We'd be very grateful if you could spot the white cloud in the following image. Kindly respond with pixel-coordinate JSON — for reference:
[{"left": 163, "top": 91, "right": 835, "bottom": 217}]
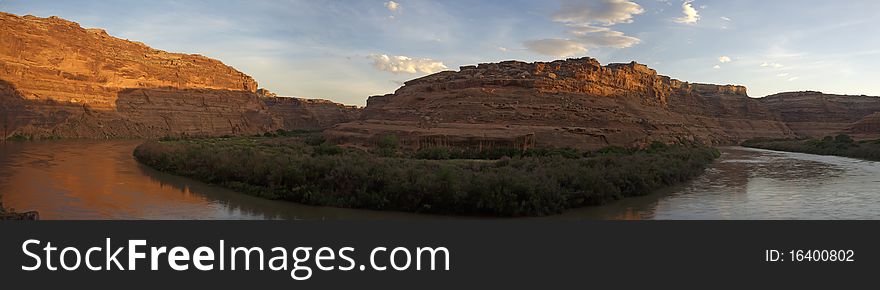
[
  {"left": 384, "top": 1, "right": 400, "bottom": 12},
  {"left": 523, "top": 39, "right": 589, "bottom": 57},
  {"left": 788, "top": 77, "right": 800, "bottom": 81},
  {"left": 777, "top": 73, "right": 790, "bottom": 77},
  {"left": 567, "top": 25, "right": 641, "bottom": 48},
  {"left": 713, "top": 65, "right": 721, "bottom": 69},
  {"left": 497, "top": 46, "right": 509, "bottom": 52},
  {"left": 552, "top": 0, "right": 645, "bottom": 26},
  {"left": 761, "top": 62, "right": 784, "bottom": 69},
  {"left": 368, "top": 54, "right": 448, "bottom": 74},
  {"left": 674, "top": 1, "right": 700, "bottom": 24},
  {"left": 718, "top": 56, "right": 731, "bottom": 63},
  {"left": 524, "top": 0, "right": 643, "bottom": 56},
  {"left": 721, "top": 16, "right": 731, "bottom": 21}
]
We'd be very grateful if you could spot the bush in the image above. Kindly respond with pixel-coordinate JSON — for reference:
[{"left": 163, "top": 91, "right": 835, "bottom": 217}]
[
  {"left": 835, "top": 134, "right": 854, "bottom": 145},
  {"left": 312, "top": 143, "right": 344, "bottom": 156},
  {"left": 134, "top": 137, "right": 720, "bottom": 217},
  {"left": 743, "top": 135, "right": 880, "bottom": 162},
  {"left": 378, "top": 135, "right": 399, "bottom": 150},
  {"left": 415, "top": 147, "right": 452, "bottom": 160}
]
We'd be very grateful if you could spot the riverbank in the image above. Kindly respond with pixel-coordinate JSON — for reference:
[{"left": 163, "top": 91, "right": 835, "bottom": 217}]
[
  {"left": 133, "top": 136, "right": 720, "bottom": 217},
  {"left": 742, "top": 135, "right": 880, "bottom": 161}
]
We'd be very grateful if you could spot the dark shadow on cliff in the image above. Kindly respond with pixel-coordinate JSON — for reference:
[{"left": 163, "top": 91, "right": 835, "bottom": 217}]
[
  {"left": 115, "top": 86, "right": 278, "bottom": 138},
  {"left": 0, "top": 79, "right": 35, "bottom": 140},
  {"left": 0, "top": 80, "right": 278, "bottom": 139}
]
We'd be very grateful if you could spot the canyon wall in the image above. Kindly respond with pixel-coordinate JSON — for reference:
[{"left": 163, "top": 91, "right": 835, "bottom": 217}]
[
  {"left": 258, "top": 89, "right": 361, "bottom": 132},
  {"left": 327, "top": 58, "right": 798, "bottom": 150},
  {"left": 758, "top": 91, "right": 880, "bottom": 139},
  {"left": 4, "top": 13, "right": 878, "bottom": 145},
  {"left": 0, "top": 12, "right": 279, "bottom": 139}
]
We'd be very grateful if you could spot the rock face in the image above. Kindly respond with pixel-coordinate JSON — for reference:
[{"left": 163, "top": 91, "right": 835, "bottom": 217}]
[
  {"left": 758, "top": 91, "right": 880, "bottom": 139},
  {"left": 258, "top": 89, "right": 361, "bottom": 132},
  {"left": 0, "top": 12, "right": 279, "bottom": 139},
  {"left": 848, "top": 113, "right": 880, "bottom": 138},
  {"left": 327, "top": 58, "right": 798, "bottom": 149}
]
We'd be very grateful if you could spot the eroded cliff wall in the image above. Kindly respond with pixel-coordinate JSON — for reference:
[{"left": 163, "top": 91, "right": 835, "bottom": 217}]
[
  {"left": 759, "top": 91, "right": 880, "bottom": 139},
  {"left": 327, "top": 58, "right": 797, "bottom": 149},
  {"left": 262, "top": 95, "right": 361, "bottom": 132},
  {"left": 0, "top": 12, "right": 279, "bottom": 139}
]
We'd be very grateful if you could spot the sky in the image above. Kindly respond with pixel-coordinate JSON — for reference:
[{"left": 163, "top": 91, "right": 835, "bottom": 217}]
[{"left": 3, "top": 0, "right": 880, "bottom": 106}]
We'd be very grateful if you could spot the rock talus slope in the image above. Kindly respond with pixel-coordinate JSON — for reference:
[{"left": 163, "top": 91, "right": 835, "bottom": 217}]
[{"left": 0, "top": 12, "right": 279, "bottom": 139}]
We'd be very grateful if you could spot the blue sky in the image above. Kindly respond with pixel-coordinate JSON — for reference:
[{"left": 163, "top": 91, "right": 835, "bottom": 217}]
[{"left": 3, "top": 0, "right": 880, "bottom": 105}]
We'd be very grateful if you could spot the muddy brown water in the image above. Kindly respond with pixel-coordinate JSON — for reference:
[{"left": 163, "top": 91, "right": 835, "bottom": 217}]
[{"left": 1, "top": 141, "right": 879, "bottom": 220}]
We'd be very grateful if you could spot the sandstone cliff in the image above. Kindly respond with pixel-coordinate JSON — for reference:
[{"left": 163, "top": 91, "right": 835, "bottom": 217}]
[
  {"left": 257, "top": 89, "right": 361, "bottom": 132},
  {"left": 327, "top": 58, "right": 797, "bottom": 149},
  {"left": 759, "top": 91, "right": 880, "bottom": 139},
  {"left": 0, "top": 12, "right": 279, "bottom": 139}
]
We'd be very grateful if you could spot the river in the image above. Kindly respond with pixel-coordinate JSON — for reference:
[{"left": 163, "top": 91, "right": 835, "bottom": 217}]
[{"left": 2, "top": 141, "right": 879, "bottom": 220}]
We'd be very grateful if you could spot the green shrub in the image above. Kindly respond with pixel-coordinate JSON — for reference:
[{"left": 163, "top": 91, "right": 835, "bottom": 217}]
[
  {"left": 312, "top": 143, "right": 344, "bottom": 156},
  {"left": 834, "top": 134, "right": 854, "bottom": 145},
  {"left": 134, "top": 137, "right": 719, "bottom": 217},
  {"left": 743, "top": 135, "right": 880, "bottom": 162},
  {"left": 378, "top": 135, "right": 399, "bottom": 150},
  {"left": 415, "top": 147, "right": 452, "bottom": 160}
]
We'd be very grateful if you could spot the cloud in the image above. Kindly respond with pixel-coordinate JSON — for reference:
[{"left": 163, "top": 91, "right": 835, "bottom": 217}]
[
  {"left": 384, "top": 1, "right": 400, "bottom": 12},
  {"left": 523, "top": 39, "right": 589, "bottom": 57},
  {"left": 497, "top": 46, "right": 509, "bottom": 52},
  {"left": 713, "top": 65, "right": 721, "bottom": 69},
  {"left": 718, "top": 56, "right": 731, "bottom": 63},
  {"left": 567, "top": 25, "right": 641, "bottom": 48},
  {"left": 761, "top": 62, "right": 784, "bottom": 69},
  {"left": 552, "top": 0, "right": 645, "bottom": 26},
  {"left": 777, "top": 73, "right": 790, "bottom": 77},
  {"left": 674, "top": 1, "right": 700, "bottom": 24},
  {"left": 788, "top": 77, "right": 800, "bottom": 81},
  {"left": 368, "top": 54, "right": 448, "bottom": 74},
  {"left": 524, "top": 0, "right": 643, "bottom": 56},
  {"left": 721, "top": 16, "right": 731, "bottom": 21}
]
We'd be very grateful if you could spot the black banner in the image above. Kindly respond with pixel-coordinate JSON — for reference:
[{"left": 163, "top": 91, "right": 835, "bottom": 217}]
[{"left": 0, "top": 221, "right": 875, "bottom": 289}]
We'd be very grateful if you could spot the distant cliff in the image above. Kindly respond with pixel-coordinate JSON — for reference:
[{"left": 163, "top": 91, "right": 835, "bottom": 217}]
[
  {"left": 328, "top": 57, "right": 797, "bottom": 149},
  {"left": 258, "top": 89, "right": 361, "bottom": 131},
  {"left": 758, "top": 91, "right": 880, "bottom": 139},
  {"left": 0, "top": 12, "right": 279, "bottom": 139}
]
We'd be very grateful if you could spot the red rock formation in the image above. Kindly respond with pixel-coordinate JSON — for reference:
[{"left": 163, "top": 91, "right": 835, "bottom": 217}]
[
  {"left": 758, "top": 91, "right": 880, "bottom": 138},
  {"left": 848, "top": 112, "right": 880, "bottom": 138},
  {"left": 0, "top": 12, "right": 279, "bottom": 139},
  {"left": 259, "top": 89, "right": 361, "bottom": 131},
  {"left": 327, "top": 58, "right": 797, "bottom": 149}
]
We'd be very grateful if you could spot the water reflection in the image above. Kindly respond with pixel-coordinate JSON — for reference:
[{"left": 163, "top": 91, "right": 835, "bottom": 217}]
[
  {"left": 0, "top": 140, "right": 443, "bottom": 220},
  {"left": 3, "top": 142, "right": 879, "bottom": 220},
  {"left": 560, "top": 147, "right": 880, "bottom": 220}
]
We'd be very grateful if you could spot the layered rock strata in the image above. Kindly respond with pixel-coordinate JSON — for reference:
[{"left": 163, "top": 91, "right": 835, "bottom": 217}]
[
  {"left": 327, "top": 58, "right": 799, "bottom": 149},
  {"left": 259, "top": 89, "right": 361, "bottom": 132},
  {"left": 0, "top": 12, "right": 279, "bottom": 139}
]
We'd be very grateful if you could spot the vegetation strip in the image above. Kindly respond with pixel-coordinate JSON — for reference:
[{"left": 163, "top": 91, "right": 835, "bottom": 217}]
[
  {"left": 134, "top": 135, "right": 720, "bottom": 216},
  {"left": 742, "top": 134, "right": 880, "bottom": 162}
]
